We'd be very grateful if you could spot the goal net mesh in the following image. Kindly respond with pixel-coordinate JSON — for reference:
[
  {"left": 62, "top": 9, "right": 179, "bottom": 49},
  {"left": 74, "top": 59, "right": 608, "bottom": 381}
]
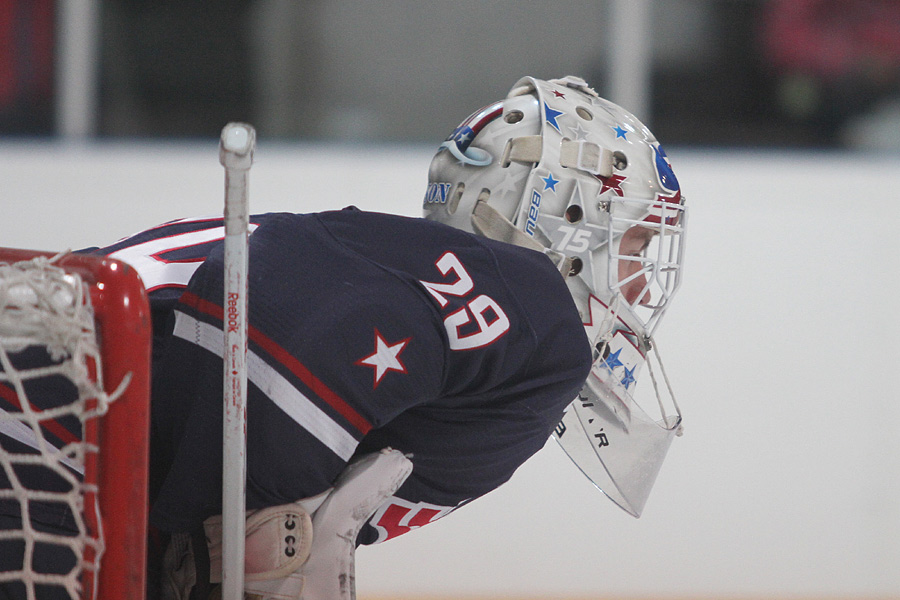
[{"left": 0, "top": 254, "right": 132, "bottom": 600}]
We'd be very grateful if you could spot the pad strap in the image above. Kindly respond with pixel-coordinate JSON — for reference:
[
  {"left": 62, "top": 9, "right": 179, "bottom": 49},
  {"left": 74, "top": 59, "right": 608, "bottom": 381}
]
[{"left": 204, "top": 502, "right": 313, "bottom": 584}]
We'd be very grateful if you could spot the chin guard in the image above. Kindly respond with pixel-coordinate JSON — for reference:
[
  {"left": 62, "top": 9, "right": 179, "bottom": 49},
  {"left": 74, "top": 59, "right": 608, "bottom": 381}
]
[
  {"left": 554, "top": 387, "right": 680, "bottom": 518},
  {"left": 553, "top": 310, "right": 682, "bottom": 518}
]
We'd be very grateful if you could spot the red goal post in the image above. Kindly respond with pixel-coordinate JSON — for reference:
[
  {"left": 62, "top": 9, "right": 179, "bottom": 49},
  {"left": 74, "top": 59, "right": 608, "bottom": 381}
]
[{"left": 0, "top": 249, "right": 151, "bottom": 600}]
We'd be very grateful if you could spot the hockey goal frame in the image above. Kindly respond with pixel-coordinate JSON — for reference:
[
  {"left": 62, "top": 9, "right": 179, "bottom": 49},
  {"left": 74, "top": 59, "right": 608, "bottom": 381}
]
[{"left": 0, "top": 248, "right": 151, "bottom": 600}]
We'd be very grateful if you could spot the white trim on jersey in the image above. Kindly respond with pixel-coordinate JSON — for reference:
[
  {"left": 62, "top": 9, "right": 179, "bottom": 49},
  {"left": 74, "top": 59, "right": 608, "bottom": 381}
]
[
  {"left": 172, "top": 311, "right": 360, "bottom": 461},
  {"left": 108, "top": 223, "right": 259, "bottom": 291},
  {"left": 0, "top": 411, "right": 84, "bottom": 475}
]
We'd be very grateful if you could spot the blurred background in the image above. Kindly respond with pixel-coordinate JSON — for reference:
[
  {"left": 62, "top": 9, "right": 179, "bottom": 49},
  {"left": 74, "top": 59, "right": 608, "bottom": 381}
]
[
  {"left": 2, "top": 1, "right": 900, "bottom": 599},
  {"left": 4, "top": 0, "right": 900, "bottom": 149}
]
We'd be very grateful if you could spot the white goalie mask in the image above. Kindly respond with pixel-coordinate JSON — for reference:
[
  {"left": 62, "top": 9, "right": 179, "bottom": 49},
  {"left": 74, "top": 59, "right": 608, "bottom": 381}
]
[{"left": 424, "top": 76, "right": 686, "bottom": 517}]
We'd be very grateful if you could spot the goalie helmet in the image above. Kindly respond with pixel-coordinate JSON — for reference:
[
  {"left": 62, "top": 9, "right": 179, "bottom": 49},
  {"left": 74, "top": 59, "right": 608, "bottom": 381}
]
[{"left": 424, "top": 76, "right": 686, "bottom": 517}]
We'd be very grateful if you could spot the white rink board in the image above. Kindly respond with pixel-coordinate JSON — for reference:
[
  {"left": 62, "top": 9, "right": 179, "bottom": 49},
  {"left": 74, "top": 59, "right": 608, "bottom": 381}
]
[{"left": 2, "top": 141, "right": 899, "bottom": 598}]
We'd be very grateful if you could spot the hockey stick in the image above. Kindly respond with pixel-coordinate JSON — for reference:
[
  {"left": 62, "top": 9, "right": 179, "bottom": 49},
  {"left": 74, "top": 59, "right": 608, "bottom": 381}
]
[{"left": 219, "top": 122, "right": 256, "bottom": 600}]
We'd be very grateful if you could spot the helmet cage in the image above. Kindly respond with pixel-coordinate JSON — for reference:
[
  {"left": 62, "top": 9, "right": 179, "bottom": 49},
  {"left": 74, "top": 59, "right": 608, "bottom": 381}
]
[{"left": 606, "top": 194, "right": 687, "bottom": 337}]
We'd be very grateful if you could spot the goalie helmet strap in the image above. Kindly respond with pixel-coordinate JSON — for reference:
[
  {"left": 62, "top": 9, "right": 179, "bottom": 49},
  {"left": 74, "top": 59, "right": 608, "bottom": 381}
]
[
  {"left": 500, "top": 135, "right": 542, "bottom": 167},
  {"left": 559, "top": 139, "right": 614, "bottom": 177},
  {"left": 471, "top": 197, "right": 573, "bottom": 277}
]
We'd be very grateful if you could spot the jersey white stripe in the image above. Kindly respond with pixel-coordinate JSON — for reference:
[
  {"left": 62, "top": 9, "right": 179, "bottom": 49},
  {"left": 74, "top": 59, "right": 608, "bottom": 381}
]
[
  {"left": 109, "top": 223, "right": 259, "bottom": 290},
  {"left": 172, "top": 311, "right": 359, "bottom": 461},
  {"left": 0, "top": 411, "right": 84, "bottom": 475},
  {"left": 110, "top": 227, "right": 227, "bottom": 290}
]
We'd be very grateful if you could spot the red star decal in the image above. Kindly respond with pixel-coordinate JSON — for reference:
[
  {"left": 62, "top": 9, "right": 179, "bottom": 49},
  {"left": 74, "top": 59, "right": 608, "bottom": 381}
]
[
  {"left": 598, "top": 173, "right": 626, "bottom": 196},
  {"left": 552, "top": 90, "right": 566, "bottom": 98},
  {"left": 355, "top": 329, "right": 411, "bottom": 389}
]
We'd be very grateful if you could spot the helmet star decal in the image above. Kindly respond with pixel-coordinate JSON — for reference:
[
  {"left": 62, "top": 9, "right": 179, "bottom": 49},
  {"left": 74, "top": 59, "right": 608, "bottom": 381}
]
[
  {"left": 620, "top": 365, "right": 636, "bottom": 389},
  {"left": 356, "top": 329, "right": 411, "bottom": 389},
  {"left": 541, "top": 173, "right": 560, "bottom": 191},
  {"left": 568, "top": 121, "right": 591, "bottom": 141},
  {"left": 603, "top": 348, "right": 624, "bottom": 370},
  {"left": 598, "top": 173, "right": 626, "bottom": 196},
  {"left": 544, "top": 102, "right": 564, "bottom": 131}
]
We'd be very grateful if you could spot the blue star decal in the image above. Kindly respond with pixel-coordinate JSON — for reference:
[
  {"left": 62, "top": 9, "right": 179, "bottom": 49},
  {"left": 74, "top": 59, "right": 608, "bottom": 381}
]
[
  {"left": 621, "top": 365, "right": 636, "bottom": 389},
  {"left": 613, "top": 125, "right": 628, "bottom": 139},
  {"left": 542, "top": 173, "right": 560, "bottom": 191},
  {"left": 544, "top": 103, "right": 564, "bottom": 131},
  {"left": 603, "top": 348, "right": 624, "bottom": 370}
]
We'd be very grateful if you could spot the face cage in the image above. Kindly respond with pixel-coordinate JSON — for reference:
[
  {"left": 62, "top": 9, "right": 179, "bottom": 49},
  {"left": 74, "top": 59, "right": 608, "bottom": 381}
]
[{"left": 606, "top": 195, "right": 687, "bottom": 338}]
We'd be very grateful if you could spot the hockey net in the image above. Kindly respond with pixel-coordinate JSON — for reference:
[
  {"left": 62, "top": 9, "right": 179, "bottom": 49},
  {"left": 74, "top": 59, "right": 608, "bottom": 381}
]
[{"left": 0, "top": 249, "right": 151, "bottom": 600}]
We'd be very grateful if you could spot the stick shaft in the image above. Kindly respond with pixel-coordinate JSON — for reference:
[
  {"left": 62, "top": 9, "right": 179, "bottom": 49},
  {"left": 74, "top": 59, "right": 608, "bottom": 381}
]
[{"left": 219, "top": 122, "right": 255, "bottom": 600}]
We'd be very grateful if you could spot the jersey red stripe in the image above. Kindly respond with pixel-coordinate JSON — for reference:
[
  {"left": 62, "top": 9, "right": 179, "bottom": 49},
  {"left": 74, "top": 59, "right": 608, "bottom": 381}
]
[
  {"left": 179, "top": 291, "right": 372, "bottom": 435},
  {"left": 0, "top": 383, "right": 80, "bottom": 447}
]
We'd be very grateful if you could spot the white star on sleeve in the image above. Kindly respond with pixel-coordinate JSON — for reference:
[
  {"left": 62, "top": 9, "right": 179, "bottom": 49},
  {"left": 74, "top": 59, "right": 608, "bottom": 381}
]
[{"left": 356, "top": 329, "right": 410, "bottom": 388}]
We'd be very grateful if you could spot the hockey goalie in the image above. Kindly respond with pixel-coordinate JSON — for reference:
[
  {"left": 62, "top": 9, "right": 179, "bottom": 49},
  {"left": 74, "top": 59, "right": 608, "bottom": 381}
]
[{"left": 28, "top": 75, "right": 686, "bottom": 600}]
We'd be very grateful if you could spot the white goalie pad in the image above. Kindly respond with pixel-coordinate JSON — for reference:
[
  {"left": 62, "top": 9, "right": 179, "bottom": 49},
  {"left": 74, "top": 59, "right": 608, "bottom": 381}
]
[{"left": 297, "top": 448, "right": 413, "bottom": 600}]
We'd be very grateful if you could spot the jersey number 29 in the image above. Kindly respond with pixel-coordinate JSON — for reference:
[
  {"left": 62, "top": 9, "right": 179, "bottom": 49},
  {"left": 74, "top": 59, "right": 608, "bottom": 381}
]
[{"left": 419, "top": 252, "right": 510, "bottom": 351}]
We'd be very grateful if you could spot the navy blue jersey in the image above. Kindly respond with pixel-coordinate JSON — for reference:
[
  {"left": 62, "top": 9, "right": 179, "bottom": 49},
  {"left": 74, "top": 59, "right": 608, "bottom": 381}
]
[
  {"left": 96, "top": 208, "right": 591, "bottom": 544},
  {"left": 0, "top": 347, "right": 84, "bottom": 527}
]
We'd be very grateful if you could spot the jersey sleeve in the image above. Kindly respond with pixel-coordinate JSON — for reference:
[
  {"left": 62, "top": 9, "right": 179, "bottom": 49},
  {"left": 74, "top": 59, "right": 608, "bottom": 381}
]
[
  {"left": 86, "top": 216, "right": 265, "bottom": 352},
  {"left": 147, "top": 213, "right": 449, "bottom": 532}
]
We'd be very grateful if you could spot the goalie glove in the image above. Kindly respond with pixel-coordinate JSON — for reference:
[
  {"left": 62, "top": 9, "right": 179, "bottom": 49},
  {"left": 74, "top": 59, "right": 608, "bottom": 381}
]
[
  {"left": 247, "top": 448, "right": 414, "bottom": 600},
  {"left": 204, "top": 498, "right": 317, "bottom": 585},
  {"left": 294, "top": 447, "right": 413, "bottom": 600},
  {"left": 162, "top": 496, "right": 324, "bottom": 600},
  {"left": 164, "top": 448, "right": 414, "bottom": 600}
]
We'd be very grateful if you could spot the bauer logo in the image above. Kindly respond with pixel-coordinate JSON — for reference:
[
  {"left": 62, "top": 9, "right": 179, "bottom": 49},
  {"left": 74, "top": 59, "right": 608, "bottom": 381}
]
[
  {"left": 525, "top": 189, "right": 542, "bottom": 236},
  {"left": 424, "top": 182, "right": 451, "bottom": 205},
  {"left": 554, "top": 420, "right": 566, "bottom": 438}
]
